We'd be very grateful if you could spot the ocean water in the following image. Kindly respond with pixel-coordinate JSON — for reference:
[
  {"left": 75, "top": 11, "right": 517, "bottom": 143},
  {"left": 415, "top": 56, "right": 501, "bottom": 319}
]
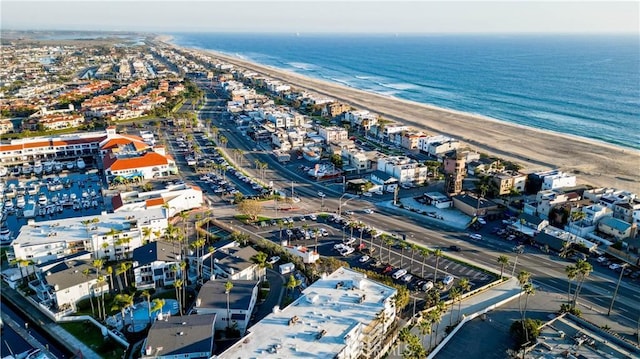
[{"left": 171, "top": 33, "right": 640, "bottom": 150}]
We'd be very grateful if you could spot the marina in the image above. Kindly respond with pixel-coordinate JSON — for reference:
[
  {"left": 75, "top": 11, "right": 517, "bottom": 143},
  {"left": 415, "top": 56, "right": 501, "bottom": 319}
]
[{"left": 0, "top": 171, "right": 105, "bottom": 245}]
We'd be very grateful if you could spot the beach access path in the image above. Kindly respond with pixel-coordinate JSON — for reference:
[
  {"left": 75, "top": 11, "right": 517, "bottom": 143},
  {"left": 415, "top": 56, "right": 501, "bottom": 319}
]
[{"left": 168, "top": 40, "right": 639, "bottom": 193}]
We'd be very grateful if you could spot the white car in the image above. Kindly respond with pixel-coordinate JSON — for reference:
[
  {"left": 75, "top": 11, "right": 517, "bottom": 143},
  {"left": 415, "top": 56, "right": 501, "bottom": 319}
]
[
  {"left": 343, "top": 237, "right": 357, "bottom": 245},
  {"left": 477, "top": 217, "right": 487, "bottom": 225},
  {"left": 442, "top": 275, "right": 454, "bottom": 286},
  {"left": 308, "top": 214, "right": 317, "bottom": 221},
  {"left": 267, "top": 256, "right": 280, "bottom": 265},
  {"left": 363, "top": 209, "right": 374, "bottom": 214},
  {"left": 469, "top": 233, "right": 483, "bottom": 241},
  {"left": 341, "top": 247, "right": 355, "bottom": 256},
  {"left": 334, "top": 243, "right": 348, "bottom": 251},
  {"left": 401, "top": 274, "right": 413, "bottom": 283},
  {"left": 318, "top": 191, "right": 325, "bottom": 197},
  {"left": 359, "top": 255, "right": 370, "bottom": 263},
  {"left": 609, "top": 263, "right": 621, "bottom": 271},
  {"left": 320, "top": 228, "right": 329, "bottom": 237},
  {"left": 392, "top": 269, "right": 408, "bottom": 280},
  {"left": 362, "top": 192, "right": 373, "bottom": 197}
]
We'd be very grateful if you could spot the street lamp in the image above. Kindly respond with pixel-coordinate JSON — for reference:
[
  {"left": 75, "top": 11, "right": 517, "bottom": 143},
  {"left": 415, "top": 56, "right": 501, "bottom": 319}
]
[
  {"left": 338, "top": 193, "right": 359, "bottom": 217},
  {"left": 511, "top": 246, "right": 524, "bottom": 276},
  {"left": 608, "top": 263, "right": 628, "bottom": 316}
]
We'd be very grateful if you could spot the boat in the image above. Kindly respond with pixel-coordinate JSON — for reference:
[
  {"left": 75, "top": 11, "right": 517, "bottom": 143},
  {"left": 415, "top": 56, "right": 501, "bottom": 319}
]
[
  {"left": 63, "top": 179, "right": 72, "bottom": 189},
  {"left": 10, "top": 167, "right": 21, "bottom": 177},
  {"left": 76, "top": 158, "right": 86, "bottom": 170},
  {"left": 66, "top": 161, "right": 74, "bottom": 171},
  {"left": 51, "top": 195, "right": 59, "bottom": 203},
  {"left": 4, "top": 199, "right": 14, "bottom": 211},
  {"left": 38, "top": 207, "right": 46, "bottom": 216},
  {"left": 26, "top": 184, "right": 38, "bottom": 195},
  {"left": 16, "top": 195, "right": 26, "bottom": 209},
  {"left": 0, "top": 166, "right": 7, "bottom": 177},
  {"left": 22, "top": 163, "right": 32, "bottom": 176},
  {"left": 33, "top": 161, "right": 43, "bottom": 175},
  {"left": 90, "top": 189, "right": 97, "bottom": 197},
  {"left": 43, "top": 161, "right": 54, "bottom": 174},
  {"left": 91, "top": 199, "right": 98, "bottom": 208},
  {"left": 56, "top": 205, "right": 63, "bottom": 213},
  {"left": 70, "top": 193, "right": 77, "bottom": 201},
  {"left": 37, "top": 194, "right": 48, "bottom": 206},
  {"left": 0, "top": 224, "right": 12, "bottom": 244},
  {"left": 23, "top": 200, "right": 36, "bottom": 218},
  {"left": 54, "top": 162, "right": 63, "bottom": 173},
  {"left": 81, "top": 190, "right": 89, "bottom": 199}
]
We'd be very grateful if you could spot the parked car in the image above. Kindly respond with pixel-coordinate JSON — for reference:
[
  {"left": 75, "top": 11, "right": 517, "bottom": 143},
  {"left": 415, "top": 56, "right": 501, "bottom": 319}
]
[
  {"left": 421, "top": 281, "right": 434, "bottom": 291},
  {"left": 401, "top": 274, "right": 413, "bottom": 283},
  {"left": 477, "top": 217, "right": 487, "bottom": 225},
  {"left": 320, "top": 228, "right": 329, "bottom": 237},
  {"left": 359, "top": 255, "right": 370, "bottom": 263},
  {"left": 442, "top": 275, "right": 454, "bottom": 286},
  {"left": 392, "top": 269, "right": 408, "bottom": 280},
  {"left": 268, "top": 256, "right": 280, "bottom": 265},
  {"left": 308, "top": 214, "right": 317, "bottom": 221},
  {"left": 341, "top": 247, "right": 355, "bottom": 256},
  {"left": 343, "top": 237, "right": 357, "bottom": 245},
  {"left": 609, "top": 263, "right": 621, "bottom": 271},
  {"left": 362, "top": 192, "right": 373, "bottom": 197},
  {"left": 382, "top": 265, "right": 395, "bottom": 274}
]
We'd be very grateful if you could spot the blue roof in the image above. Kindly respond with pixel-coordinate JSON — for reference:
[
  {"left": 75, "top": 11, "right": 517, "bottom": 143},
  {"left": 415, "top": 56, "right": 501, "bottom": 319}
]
[{"left": 599, "top": 216, "right": 632, "bottom": 232}]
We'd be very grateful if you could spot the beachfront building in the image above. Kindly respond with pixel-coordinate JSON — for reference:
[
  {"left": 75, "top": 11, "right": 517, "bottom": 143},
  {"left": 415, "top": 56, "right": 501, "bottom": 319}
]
[
  {"left": 542, "top": 171, "right": 577, "bottom": 190},
  {"left": 598, "top": 216, "right": 634, "bottom": 241},
  {"left": 416, "top": 135, "right": 460, "bottom": 158},
  {"left": 489, "top": 170, "right": 528, "bottom": 195},
  {"left": 377, "top": 155, "right": 428, "bottom": 185},
  {"left": 111, "top": 183, "right": 203, "bottom": 218},
  {"left": 132, "top": 240, "right": 183, "bottom": 290},
  {"left": 399, "top": 131, "right": 427, "bottom": 150},
  {"left": 194, "top": 280, "right": 259, "bottom": 335},
  {"left": 141, "top": 314, "right": 216, "bottom": 359},
  {"left": 326, "top": 102, "right": 351, "bottom": 119},
  {"left": 444, "top": 151, "right": 466, "bottom": 196},
  {"left": 344, "top": 110, "right": 378, "bottom": 131},
  {"left": 319, "top": 126, "right": 349, "bottom": 143},
  {"left": 8, "top": 208, "right": 168, "bottom": 264},
  {"left": 216, "top": 267, "right": 398, "bottom": 359}
]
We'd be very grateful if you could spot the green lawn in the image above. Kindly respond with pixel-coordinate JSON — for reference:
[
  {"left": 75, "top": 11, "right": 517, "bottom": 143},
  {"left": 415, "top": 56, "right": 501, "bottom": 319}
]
[{"left": 60, "top": 321, "right": 125, "bottom": 359}]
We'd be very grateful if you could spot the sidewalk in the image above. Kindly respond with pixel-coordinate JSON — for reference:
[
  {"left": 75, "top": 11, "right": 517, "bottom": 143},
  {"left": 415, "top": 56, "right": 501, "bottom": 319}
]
[
  {"left": 1, "top": 282, "right": 102, "bottom": 359},
  {"left": 388, "top": 277, "right": 522, "bottom": 358}
]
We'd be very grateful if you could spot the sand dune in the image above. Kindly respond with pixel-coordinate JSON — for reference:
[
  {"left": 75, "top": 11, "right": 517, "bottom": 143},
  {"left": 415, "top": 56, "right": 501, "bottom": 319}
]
[{"left": 170, "top": 41, "right": 639, "bottom": 193}]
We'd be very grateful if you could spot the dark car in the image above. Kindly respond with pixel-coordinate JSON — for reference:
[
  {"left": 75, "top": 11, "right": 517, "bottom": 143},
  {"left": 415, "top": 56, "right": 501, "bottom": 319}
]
[{"left": 449, "top": 245, "right": 462, "bottom": 252}]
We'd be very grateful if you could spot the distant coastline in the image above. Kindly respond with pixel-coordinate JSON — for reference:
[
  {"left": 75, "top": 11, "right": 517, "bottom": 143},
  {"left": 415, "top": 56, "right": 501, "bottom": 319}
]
[{"left": 160, "top": 36, "right": 640, "bottom": 192}]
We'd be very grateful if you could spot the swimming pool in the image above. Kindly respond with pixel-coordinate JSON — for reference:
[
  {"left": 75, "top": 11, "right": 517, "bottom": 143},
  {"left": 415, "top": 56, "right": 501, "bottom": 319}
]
[{"left": 127, "top": 299, "right": 179, "bottom": 332}]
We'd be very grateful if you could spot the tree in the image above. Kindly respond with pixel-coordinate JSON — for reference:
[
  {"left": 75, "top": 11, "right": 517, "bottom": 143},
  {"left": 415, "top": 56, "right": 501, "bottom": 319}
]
[
  {"left": 408, "top": 243, "right": 418, "bottom": 272},
  {"left": 456, "top": 277, "right": 471, "bottom": 322},
  {"left": 385, "top": 237, "right": 395, "bottom": 263},
  {"left": 497, "top": 255, "right": 510, "bottom": 279},
  {"left": 399, "top": 242, "right": 408, "bottom": 268},
  {"left": 117, "top": 261, "right": 131, "bottom": 288},
  {"left": 150, "top": 298, "right": 165, "bottom": 321},
  {"left": 141, "top": 290, "right": 152, "bottom": 322},
  {"left": 565, "top": 264, "right": 578, "bottom": 304},
  {"left": 251, "top": 251, "right": 270, "bottom": 281},
  {"left": 225, "top": 281, "right": 233, "bottom": 328},
  {"left": 237, "top": 199, "right": 263, "bottom": 221},
  {"left": 286, "top": 274, "right": 301, "bottom": 299},
  {"left": 510, "top": 318, "right": 543, "bottom": 348},
  {"left": 219, "top": 135, "right": 228, "bottom": 148},
  {"left": 82, "top": 268, "right": 96, "bottom": 317},
  {"left": 449, "top": 286, "right": 461, "bottom": 326},
  {"left": 207, "top": 246, "right": 215, "bottom": 280},
  {"left": 142, "top": 227, "right": 152, "bottom": 244},
  {"left": 106, "top": 266, "right": 114, "bottom": 292},
  {"left": 420, "top": 248, "right": 430, "bottom": 278},
  {"left": 417, "top": 318, "right": 432, "bottom": 347},
  {"left": 433, "top": 249, "right": 443, "bottom": 281},
  {"left": 517, "top": 271, "right": 533, "bottom": 345},
  {"left": 174, "top": 279, "right": 184, "bottom": 316},
  {"left": 571, "top": 259, "right": 593, "bottom": 308},
  {"left": 277, "top": 219, "right": 284, "bottom": 242}
]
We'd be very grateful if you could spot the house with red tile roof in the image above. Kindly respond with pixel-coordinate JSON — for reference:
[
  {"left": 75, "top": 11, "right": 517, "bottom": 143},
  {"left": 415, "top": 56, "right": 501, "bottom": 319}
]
[{"left": 103, "top": 148, "right": 177, "bottom": 182}]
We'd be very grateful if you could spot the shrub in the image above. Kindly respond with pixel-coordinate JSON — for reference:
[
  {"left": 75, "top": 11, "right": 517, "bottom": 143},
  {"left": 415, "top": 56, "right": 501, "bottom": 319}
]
[{"left": 510, "top": 319, "right": 543, "bottom": 348}]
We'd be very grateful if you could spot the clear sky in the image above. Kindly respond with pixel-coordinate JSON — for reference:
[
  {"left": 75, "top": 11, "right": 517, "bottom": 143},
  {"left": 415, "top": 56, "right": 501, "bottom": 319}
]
[{"left": 2, "top": 1, "right": 638, "bottom": 34}]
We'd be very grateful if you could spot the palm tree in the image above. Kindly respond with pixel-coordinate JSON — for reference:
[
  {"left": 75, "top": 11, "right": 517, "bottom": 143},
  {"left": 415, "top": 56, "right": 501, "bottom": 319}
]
[
  {"left": 117, "top": 261, "right": 130, "bottom": 288},
  {"left": 149, "top": 298, "right": 165, "bottom": 322},
  {"left": 113, "top": 293, "right": 135, "bottom": 323},
  {"left": 420, "top": 248, "right": 430, "bottom": 278},
  {"left": 225, "top": 280, "right": 233, "bottom": 328},
  {"left": 448, "top": 286, "right": 461, "bottom": 326},
  {"left": 286, "top": 274, "right": 301, "bottom": 299},
  {"left": 417, "top": 318, "right": 432, "bottom": 348},
  {"left": 432, "top": 300, "right": 447, "bottom": 347},
  {"left": 141, "top": 290, "right": 152, "bottom": 322},
  {"left": 106, "top": 266, "right": 114, "bottom": 292},
  {"left": 456, "top": 277, "right": 471, "bottom": 322},
  {"left": 497, "top": 255, "right": 510, "bottom": 279},
  {"left": 517, "top": 271, "right": 532, "bottom": 344},
  {"left": 433, "top": 249, "right": 443, "bottom": 281},
  {"left": 313, "top": 228, "right": 321, "bottom": 253},
  {"left": 207, "top": 246, "right": 215, "bottom": 280},
  {"left": 180, "top": 260, "right": 187, "bottom": 310},
  {"left": 408, "top": 243, "right": 418, "bottom": 272},
  {"left": 571, "top": 259, "right": 593, "bottom": 308},
  {"left": 521, "top": 282, "right": 536, "bottom": 343},
  {"left": 399, "top": 242, "right": 408, "bottom": 268},
  {"left": 277, "top": 220, "right": 284, "bottom": 242},
  {"left": 82, "top": 268, "right": 96, "bottom": 316},
  {"left": 251, "top": 251, "right": 270, "bottom": 281},
  {"left": 565, "top": 264, "right": 578, "bottom": 304},
  {"left": 142, "top": 227, "right": 152, "bottom": 244},
  {"left": 174, "top": 279, "right": 184, "bottom": 315},
  {"left": 385, "top": 237, "right": 394, "bottom": 263}
]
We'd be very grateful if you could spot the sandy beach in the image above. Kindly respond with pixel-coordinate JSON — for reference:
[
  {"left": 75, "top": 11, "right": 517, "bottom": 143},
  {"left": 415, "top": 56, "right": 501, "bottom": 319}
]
[{"left": 163, "top": 39, "right": 639, "bottom": 193}]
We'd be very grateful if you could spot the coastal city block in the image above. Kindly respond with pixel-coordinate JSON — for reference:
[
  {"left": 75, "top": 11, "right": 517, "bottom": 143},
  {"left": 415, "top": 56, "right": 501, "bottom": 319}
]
[{"left": 0, "top": 32, "right": 639, "bottom": 359}]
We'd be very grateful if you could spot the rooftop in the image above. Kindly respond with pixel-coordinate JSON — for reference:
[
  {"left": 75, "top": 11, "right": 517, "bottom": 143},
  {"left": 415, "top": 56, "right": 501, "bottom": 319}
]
[
  {"left": 196, "top": 280, "right": 258, "bottom": 311},
  {"left": 144, "top": 314, "right": 216, "bottom": 357},
  {"left": 218, "top": 267, "right": 396, "bottom": 359}
]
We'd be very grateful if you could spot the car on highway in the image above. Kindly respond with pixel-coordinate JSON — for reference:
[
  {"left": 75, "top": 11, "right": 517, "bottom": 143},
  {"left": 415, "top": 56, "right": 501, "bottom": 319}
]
[
  {"left": 362, "top": 192, "right": 373, "bottom": 197},
  {"left": 392, "top": 269, "right": 408, "bottom": 280},
  {"left": 449, "top": 245, "right": 462, "bottom": 252},
  {"left": 363, "top": 209, "right": 374, "bottom": 214},
  {"left": 359, "top": 255, "right": 370, "bottom": 263},
  {"left": 318, "top": 191, "right": 325, "bottom": 197},
  {"left": 469, "top": 233, "right": 483, "bottom": 241},
  {"left": 442, "top": 275, "right": 454, "bottom": 286}
]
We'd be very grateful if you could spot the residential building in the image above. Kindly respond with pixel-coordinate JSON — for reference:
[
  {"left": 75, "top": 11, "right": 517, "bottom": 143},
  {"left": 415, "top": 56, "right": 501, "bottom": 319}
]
[
  {"left": 141, "top": 314, "right": 216, "bottom": 359},
  {"left": 540, "top": 171, "right": 577, "bottom": 191},
  {"left": 194, "top": 280, "right": 259, "bottom": 335},
  {"left": 377, "top": 155, "right": 428, "bottom": 185},
  {"left": 9, "top": 208, "right": 168, "bottom": 264},
  {"left": 400, "top": 131, "right": 427, "bottom": 150},
  {"left": 511, "top": 213, "right": 550, "bottom": 237},
  {"left": 370, "top": 170, "right": 398, "bottom": 192},
  {"left": 444, "top": 152, "right": 465, "bottom": 196},
  {"left": 203, "top": 246, "right": 263, "bottom": 281},
  {"left": 490, "top": 170, "right": 527, "bottom": 195},
  {"left": 326, "top": 102, "right": 351, "bottom": 119},
  {"left": 111, "top": 183, "right": 203, "bottom": 217},
  {"left": 216, "top": 267, "right": 397, "bottom": 359},
  {"left": 283, "top": 245, "right": 320, "bottom": 264},
  {"left": 132, "top": 241, "right": 183, "bottom": 290},
  {"left": 319, "top": 126, "right": 349, "bottom": 143},
  {"left": 417, "top": 135, "right": 459, "bottom": 157},
  {"left": 612, "top": 199, "right": 640, "bottom": 224},
  {"left": 598, "top": 216, "right": 634, "bottom": 240}
]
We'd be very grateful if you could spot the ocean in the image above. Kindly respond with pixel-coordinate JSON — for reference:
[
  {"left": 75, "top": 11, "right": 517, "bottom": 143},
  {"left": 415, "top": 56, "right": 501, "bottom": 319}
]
[{"left": 171, "top": 33, "right": 640, "bottom": 150}]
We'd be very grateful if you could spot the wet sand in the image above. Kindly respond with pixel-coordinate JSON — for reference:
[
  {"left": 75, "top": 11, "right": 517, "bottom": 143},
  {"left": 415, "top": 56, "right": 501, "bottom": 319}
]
[{"left": 164, "top": 39, "right": 640, "bottom": 192}]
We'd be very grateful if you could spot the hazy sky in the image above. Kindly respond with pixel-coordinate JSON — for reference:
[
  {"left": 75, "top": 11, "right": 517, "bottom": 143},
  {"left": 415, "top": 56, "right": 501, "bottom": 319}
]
[{"left": 2, "top": 1, "right": 638, "bottom": 34}]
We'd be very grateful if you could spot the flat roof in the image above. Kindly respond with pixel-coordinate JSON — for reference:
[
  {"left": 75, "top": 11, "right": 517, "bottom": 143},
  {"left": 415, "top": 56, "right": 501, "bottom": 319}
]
[
  {"left": 196, "top": 280, "right": 258, "bottom": 311},
  {"left": 13, "top": 208, "right": 166, "bottom": 247},
  {"left": 218, "top": 267, "right": 396, "bottom": 359}
]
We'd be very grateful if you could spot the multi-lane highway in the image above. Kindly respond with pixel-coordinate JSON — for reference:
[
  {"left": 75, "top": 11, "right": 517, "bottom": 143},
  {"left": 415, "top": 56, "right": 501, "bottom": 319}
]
[{"left": 186, "top": 80, "right": 640, "bottom": 337}]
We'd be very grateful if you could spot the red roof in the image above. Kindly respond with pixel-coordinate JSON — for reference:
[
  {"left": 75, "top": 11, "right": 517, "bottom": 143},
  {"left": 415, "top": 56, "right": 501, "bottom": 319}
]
[
  {"left": 0, "top": 136, "right": 106, "bottom": 152},
  {"left": 101, "top": 138, "right": 148, "bottom": 151},
  {"left": 145, "top": 197, "right": 165, "bottom": 207},
  {"left": 104, "top": 152, "right": 171, "bottom": 171}
]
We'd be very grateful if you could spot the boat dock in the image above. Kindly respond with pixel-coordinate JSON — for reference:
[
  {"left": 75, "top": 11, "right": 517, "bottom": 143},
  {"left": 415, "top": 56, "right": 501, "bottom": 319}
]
[{"left": 0, "top": 311, "right": 57, "bottom": 358}]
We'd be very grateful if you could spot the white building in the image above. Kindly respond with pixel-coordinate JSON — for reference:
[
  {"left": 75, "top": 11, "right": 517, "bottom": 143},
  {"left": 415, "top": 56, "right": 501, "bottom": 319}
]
[
  {"left": 194, "top": 280, "right": 259, "bottom": 335},
  {"left": 283, "top": 245, "right": 320, "bottom": 264},
  {"left": 111, "top": 183, "right": 203, "bottom": 218},
  {"left": 132, "top": 240, "right": 183, "bottom": 290},
  {"left": 541, "top": 172, "right": 577, "bottom": 190},
  {"left": 417, "top": 135, "right": 460, "bottom": 157},
  {"left": 319, "top": 126, "right": 349, "bottom": 143},
  {"left": 203, "top": 245, "right": 263, "bottom": 281},
  {"left": 377, "top": 155, "right": 428, "bottom": 184},
  {"left": 102, "top": 147, "right": 178, "bottom": 182},
  {"left": 216, "top": 267, "right": 397, "bottom": 359},
  {"left": 9, "top": 208, "right": 168, "bottom": 264}
]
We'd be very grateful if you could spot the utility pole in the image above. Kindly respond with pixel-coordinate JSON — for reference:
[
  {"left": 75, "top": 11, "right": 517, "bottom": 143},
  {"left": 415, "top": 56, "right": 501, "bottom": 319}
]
[{"left": 607, "top": 264, "right": 627, "bottom": 316}]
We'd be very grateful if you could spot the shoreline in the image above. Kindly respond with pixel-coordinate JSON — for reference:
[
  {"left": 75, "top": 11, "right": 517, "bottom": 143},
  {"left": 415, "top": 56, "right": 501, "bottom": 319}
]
[{"left": 160, "top": 38, "right": 640, "bottom": 192}]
